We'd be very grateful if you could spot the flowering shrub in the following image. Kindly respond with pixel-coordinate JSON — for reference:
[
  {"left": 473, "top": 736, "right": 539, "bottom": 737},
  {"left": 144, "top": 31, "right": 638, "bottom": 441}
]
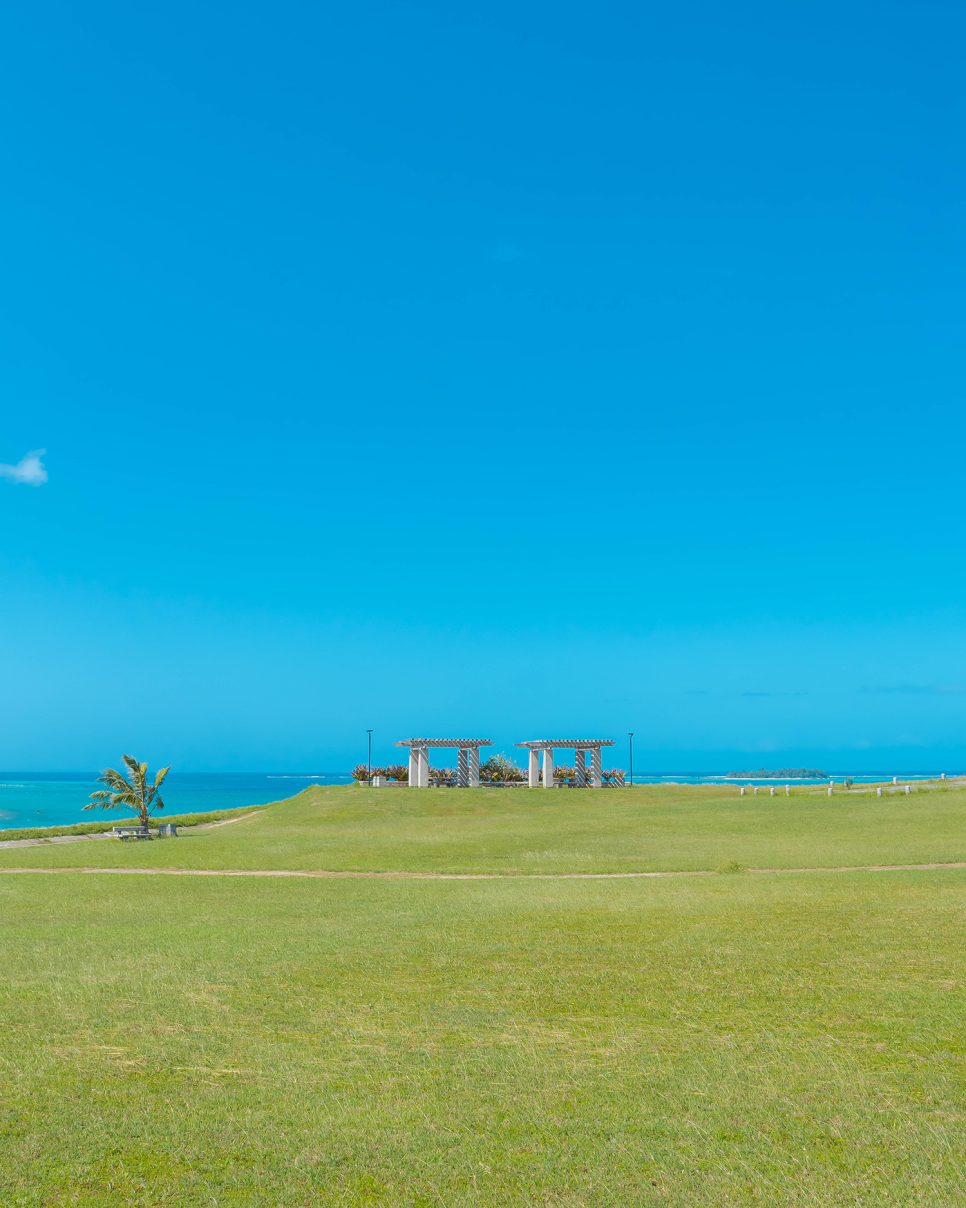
[
  {"left": 602, "top": 768, "right": 625, "bottom": 786},
  {"left": 479, "top": 752, "right": 526, "bottom": 782},
  {"left": 351, "top": 764, "right": 370, "bottom": 782},
  {"left": 430, "top": 766, "right": 457, "bottom": 785},
  {"left": 385, "top": 764, "right": 409, "bottom": 782}
]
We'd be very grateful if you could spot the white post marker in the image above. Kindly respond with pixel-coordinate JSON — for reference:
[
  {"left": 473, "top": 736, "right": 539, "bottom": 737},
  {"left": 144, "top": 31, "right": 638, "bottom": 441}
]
[
  {"left": 877, "top": 787, "right": 882, "bottom": 797},
  {"left": 828, "top": 786, "right": 833, "bottom": 796},
  {"left": 785, "top": 785, "right": 790, "bottom": 796},
  {"left": 893, "top": 776, "right": 897, "bottom": 784},
  {"left": 770, "top": 786, "right": 775, "bottom": 796},
  {"left": 740, "top": 786, "right": 746, "bottom": 795},
  {"left": 942, "top": 773, "right": 946, "bottom": 780},
  {"left": 905, "top": 785, "right": 910, "bottom": 794},
  {"left": 528, "top": 749, "right": 540, "bottom": 788},
  {"left": 753, "top": 786, "right": 758, "bottom": 795}
]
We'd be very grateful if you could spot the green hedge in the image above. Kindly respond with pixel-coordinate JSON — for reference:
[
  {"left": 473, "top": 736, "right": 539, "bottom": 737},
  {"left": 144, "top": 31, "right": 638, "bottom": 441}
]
[{"left": 0, "top": 805, "right": 266, "bottom": 843}]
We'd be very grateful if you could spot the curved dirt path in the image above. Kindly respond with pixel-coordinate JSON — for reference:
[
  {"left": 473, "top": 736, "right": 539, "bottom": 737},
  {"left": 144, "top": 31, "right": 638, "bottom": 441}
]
[
  {"left": 2, "top": 861, "right": 966, "bottom": 879},
  {"left": 0, "top": 810, "right": 267, "bottom": 850}
]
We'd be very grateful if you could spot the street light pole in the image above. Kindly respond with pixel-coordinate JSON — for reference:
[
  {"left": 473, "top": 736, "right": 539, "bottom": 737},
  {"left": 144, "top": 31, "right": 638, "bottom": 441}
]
[
  {"left": 366, "top": 730, "right": 373, "bottom": 786},
  {"left": 628, "top": 732, "right": 634, "bottom": 787}
]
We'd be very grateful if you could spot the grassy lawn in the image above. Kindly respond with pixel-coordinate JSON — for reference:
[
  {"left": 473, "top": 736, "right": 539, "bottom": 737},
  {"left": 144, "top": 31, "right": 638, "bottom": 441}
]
[
  {"left": 3, "top": 786, "right": 966, "bottom": 1205},
  {"left": 2, "top": 782, "right": 966, "bottom": 874},
  {"left": 2, "top": 871, "right": 966, "bottom": 1205}
]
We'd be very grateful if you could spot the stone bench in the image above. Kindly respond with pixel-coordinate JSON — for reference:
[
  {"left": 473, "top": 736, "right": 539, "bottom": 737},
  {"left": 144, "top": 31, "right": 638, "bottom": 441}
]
[{"left": 112, "top": 826, "right": 153, "bottom": 841}]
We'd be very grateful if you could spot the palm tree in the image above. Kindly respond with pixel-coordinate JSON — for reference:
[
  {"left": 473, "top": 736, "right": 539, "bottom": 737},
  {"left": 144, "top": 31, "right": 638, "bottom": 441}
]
[{"left": 83, "top": 755, "right": 171, "bottom": 829}]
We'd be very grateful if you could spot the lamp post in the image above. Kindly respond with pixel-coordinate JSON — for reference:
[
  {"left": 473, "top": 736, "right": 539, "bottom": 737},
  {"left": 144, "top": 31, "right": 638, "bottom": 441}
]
[
  {"left": 366, "top": 730, "right": 373, "bottom": 786},
  {"left": 628, "top": 732, "right": 634, "bottom": 787}
]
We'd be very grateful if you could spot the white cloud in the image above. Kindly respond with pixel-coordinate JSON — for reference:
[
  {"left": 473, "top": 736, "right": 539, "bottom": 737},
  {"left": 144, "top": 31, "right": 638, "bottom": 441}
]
[{"left": 0, "top": 449, "right": 47, "bottom": 486}]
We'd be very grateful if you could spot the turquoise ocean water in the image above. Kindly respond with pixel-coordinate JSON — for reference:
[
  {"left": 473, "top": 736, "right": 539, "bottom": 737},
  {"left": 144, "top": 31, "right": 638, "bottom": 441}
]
[
  {"left": 0, "top": 770, "right": 958, "bottom": 831},
  {"left": 0, "top": 773, "right": 353, "bottom": 830}
]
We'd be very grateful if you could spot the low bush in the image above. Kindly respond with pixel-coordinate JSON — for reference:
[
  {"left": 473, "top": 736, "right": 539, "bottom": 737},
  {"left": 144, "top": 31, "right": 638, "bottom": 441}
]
[{"left": 479, "top": 752, "right": 526, "bottom": 783}]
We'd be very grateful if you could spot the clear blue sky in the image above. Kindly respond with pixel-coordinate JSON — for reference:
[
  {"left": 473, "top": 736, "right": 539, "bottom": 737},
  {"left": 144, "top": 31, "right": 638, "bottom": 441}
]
[{"left": 2, "top": 0, "right": 965, "bottom": 773}]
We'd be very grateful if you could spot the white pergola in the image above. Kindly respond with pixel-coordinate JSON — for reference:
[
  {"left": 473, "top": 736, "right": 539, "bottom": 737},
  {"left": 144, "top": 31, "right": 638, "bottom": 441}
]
[
  {"left": 394, "top": 738, "right": 494, "bottom": 787},
  {"left": 514, "top": 739, "right": 616, "bottom": 788}
]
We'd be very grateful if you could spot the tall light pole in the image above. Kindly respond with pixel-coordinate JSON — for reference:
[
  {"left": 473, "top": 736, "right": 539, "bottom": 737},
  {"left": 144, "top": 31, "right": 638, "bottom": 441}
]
[
  {"left": 366, "top": 730, "right": 373, "bottom": 786},
  {"left": 628, "top": 732, "right": 634, "bottom": 787}
]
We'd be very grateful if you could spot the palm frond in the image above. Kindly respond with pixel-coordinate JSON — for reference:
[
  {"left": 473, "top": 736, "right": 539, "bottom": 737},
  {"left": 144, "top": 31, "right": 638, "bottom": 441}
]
[
  {"left": 97, "top": 767, "right": 133, "bottom": 793},
  {"left": 121, "top": 755, "right": 147, "bottom": 796},
  {"left": 83, "top": 790, "right": 139, "bottom": 812}
]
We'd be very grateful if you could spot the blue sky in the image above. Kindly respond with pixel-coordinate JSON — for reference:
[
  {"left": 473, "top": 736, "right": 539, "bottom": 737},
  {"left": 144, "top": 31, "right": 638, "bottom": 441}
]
[{"left": 2, "top": 0, "right": 966, "bottom": 773}]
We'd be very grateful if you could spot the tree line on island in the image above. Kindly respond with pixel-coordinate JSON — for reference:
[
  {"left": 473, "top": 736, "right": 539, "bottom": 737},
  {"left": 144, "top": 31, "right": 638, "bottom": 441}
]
[{"left": 353, "top": 752, "right": 626, "bottom": 786}]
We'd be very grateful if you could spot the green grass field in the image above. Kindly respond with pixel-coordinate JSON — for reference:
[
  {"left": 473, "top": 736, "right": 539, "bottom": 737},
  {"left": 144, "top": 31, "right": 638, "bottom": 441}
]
[
  {"left": 2, "top": 785, "right": 966, "bottom": 1205},
  {"left": 3, "top": 781, "right": 966, "bottom": 874}
]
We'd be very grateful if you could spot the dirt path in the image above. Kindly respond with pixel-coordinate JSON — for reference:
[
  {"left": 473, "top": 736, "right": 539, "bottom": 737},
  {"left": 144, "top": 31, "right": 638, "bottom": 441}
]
[
  {"left": 2, "top": 861, "right": 966, "bottom": 880},
  {"left": 0, "top": 810, "right": 266, "bottom": 850}
]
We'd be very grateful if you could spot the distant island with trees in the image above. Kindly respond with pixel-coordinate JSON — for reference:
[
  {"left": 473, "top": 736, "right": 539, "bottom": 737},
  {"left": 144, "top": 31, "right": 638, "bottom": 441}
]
[{"left": 726, "top": 767, "right": 827, "bottom": 779}]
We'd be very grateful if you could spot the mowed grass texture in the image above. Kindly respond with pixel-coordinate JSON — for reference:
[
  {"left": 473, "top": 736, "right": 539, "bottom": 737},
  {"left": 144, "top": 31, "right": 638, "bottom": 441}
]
[
  {"left": 4, "top": 782, "right": 966, "bottom": 873},
  {"left": 2, "top": 872, "right": 966, "bottom": 1205}
]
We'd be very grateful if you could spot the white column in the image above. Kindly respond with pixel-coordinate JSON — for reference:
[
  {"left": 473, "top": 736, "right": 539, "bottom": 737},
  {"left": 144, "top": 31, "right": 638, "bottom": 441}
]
[
  {"left": 528, "top": 749, "right": 540, "bottom": 788},
  {"left": 590, "top": 748, "right": 602, "bottom": 788},
  {"left": 408, "top": 747, "right": 418, "bottom": 786},
  {"left": 417, "top": 746, "right": 429, "bottom": 788},
  {"left": 575, "top": 749, "right": 587, "bottom": 787},
  {"left": 468, "top": 747, "right": 480, "bottom": 787},
  {"left": 542, "top": 747, "right": 554, "bottom": 787},
  {"left": 457, "top": 748, "right": 468, "bottom": 788}
]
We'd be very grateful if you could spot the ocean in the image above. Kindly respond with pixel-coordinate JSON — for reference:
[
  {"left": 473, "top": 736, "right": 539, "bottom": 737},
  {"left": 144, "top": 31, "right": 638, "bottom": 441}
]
[
  {"left": 0, "top": 772, "right": 354, "bottom": 830},
  {"left": 0, "top": 770, "right": 959, "bottom": 831}
]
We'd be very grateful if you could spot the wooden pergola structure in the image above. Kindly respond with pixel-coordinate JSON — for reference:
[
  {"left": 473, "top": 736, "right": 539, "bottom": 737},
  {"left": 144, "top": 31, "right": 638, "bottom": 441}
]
[
  {"left": 394, "top": 738, "right": 493, "bottom": 787},
  {"left": 514, "top": 739, "right": 615, "bottom": 788}
]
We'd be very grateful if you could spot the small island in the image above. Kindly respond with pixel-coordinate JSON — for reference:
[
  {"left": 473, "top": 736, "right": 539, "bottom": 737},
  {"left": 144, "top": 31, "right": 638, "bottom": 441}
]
[{"left": 726, "top": 767, "right": 828, "bottom": 779}]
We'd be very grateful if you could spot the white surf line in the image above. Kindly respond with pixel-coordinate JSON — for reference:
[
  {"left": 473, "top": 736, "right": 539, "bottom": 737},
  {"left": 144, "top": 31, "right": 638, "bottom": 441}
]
[{"left": 1, "top": 861, "right": 966, "bottom": 880}]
